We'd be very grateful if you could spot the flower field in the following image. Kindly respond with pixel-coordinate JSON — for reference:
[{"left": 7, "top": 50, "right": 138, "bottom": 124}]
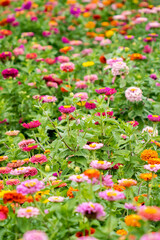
[{"left": 0, "top": 0, "right": 160, "bottom": 239}]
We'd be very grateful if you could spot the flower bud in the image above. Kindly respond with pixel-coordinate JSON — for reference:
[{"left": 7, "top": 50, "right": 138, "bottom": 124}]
[
  {"left": 45, "top": 164, "right": 50, "bottom": 172},
  {"left": 75, "top": 166, "right": 80, "bottom": 173}
]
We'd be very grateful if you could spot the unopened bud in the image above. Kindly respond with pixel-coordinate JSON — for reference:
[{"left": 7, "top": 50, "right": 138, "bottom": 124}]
[{"left": 45, "top": 164, "right": 50, "bottom": 172}]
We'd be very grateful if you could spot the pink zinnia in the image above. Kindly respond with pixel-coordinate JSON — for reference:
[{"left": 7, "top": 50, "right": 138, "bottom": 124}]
[
  {"left": 57, "top": 56, "right": 70, "bottom": 63},
  {"left": 10, "top": 167, "right": 31, "bottom": 176},
  {"left": 73, "top": 92, "right": 88, "bottom": 101},
  {"left": 0, "top": 167, "right": 12, "bottom": 174},
  {"left": 78, "top": 237, "right": 98, "bottom": 240},
  {"left": 6, "top": 179, "right": 20, "bottom": 186},
  {"left": 30, "top": 154, "right": 47, "bottom": 164},
  {"left": 2, "top": 68, "right": 19, "bottom": 79},
  {"left": 124, "top": 35, "right": 134, "bottom": 40},
  {"left": 140, "top": 232, "right": 160, "bottom": 240},
  {"left": 84, "top": 74, "right": 98, "bottom": 83},
  {"left": 99, "top": 190, "right": 125, "bottom": 201},
  {"left": 127, "top": 121, "right": 139, "bottom": 127},
  {"left": 83, "top": 143, "right": 103, "bottom": 150},
  {"left": 138, "top": 206, "right": 160, "bottom": 221},
  {"left": 17, "top": 207, "right": 39, "bottom": 218},
  {"left": 102, "top": 175, "right": 113, "bottom": 187},
  {"left": 24, "top": 167, "right": 38, "bottom": 178},
  {"left": 59, "top": 105, "right": 76, "bottom": 113},
  {"left": 22, "top": 120, "right": 41, "bottom": 129},
  {"left": 60, "top": 62, "right": 75, "bottom": 72},
  {"left": 76, "top": 202, "right": 106, "bottom": 220},
  {"left": 85, "top": 101, "right": 96, "bottom": 109},
  {"left": 75, "top": 81, "right": 88, "bottom": 89},
  {"left": 69, "top": 174, "right": 90, "bottom": 183},
  {"left": 23, "top": 230, "right": 48, "bottom": 240},
  {"left": 148, "top": 115, "right": 160, "bottom": 122},
  {"left": 125, "top": 87, "right": 142, "bottom": 102},
  {"left": 48, "top": 196, "right": 64, "bottom": 202},
  {"left": 17, "top": 179, "right": 44, "bottom": 195},
  {"left": 39, "top": 95, "right": 57, "bottom": 103},
  {"left": 18, "top": 139, "right": 35, "bottom": 149},
  {"left": 144, "top": 164, "right": 160, "bottom": 172},
  {"left": 22, "top": 144, "right": 38, "bottom": 152},
  {"left": 90, "top": 160, "right": 111, "bottom": 170},
  {"left": 95, "top": 87, "right": 110, "bottom": 94}
]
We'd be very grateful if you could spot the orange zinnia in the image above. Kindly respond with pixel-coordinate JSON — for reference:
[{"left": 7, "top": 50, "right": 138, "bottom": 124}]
[
  {"left": 67, "top": 187, "right": 79, "bottom": 198},
  {"left": 84, "top": 169, "right": 100, "bottom": 179},
  {"left": 140, "top": 149, "right": 158, "bottom": 161},
  {"left": 140, "top": 173, "right": 157, "bottom": 181},
  {"left": 116, "top": 229, "right": 128, "bottom": 235},
  {"left": 59, "top": 46, "right": 72, "bottom": 54},
  {"left": 125, "top": 214, "right": 142, "bottom": 227}
]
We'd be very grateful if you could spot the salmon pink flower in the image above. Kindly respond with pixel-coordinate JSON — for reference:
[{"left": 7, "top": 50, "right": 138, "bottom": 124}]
[
  {"left": 140, "top": 232, "right": 160, "bottom": 240},
  {"left": 30, "top": 154, "right": 47, "bottom": 164},
  {"left": 138, "top": 206, "right": 160, "bottom": 221},
  {"left": 144, "top": 164, "right": 160, "bottom": 172},
  {"left": 60, "top": 62, "right": 75, "bottom": 72},
  {"left": 69, "top": 174, "right": 90, "bottom": 183},
  {"left": 48, "top": 196, "right": 64, "bottom": 202}
]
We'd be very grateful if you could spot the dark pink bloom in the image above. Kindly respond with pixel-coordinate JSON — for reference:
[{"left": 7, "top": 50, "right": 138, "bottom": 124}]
[
  {"left": 61, "top": 37, "right": 70, "bottom": 44},
  {"left": 59, "top": 105, "right": 76, "bottom": 114},
  {"left": 127, "top": 121, "right": 139, "bottom": 127},
  {"left": 2, "top": 68, "right": 18, "bottom": 79},
  {"left": 70, "top": 5, "right": 81, "bottom": 18},
  {"left": 105, "top": 88, "right": 117, "bottom": 96},
  {"left": 148, "top": 115, "right": 160, "bottom": 122},
  {"left": 0, "top": 51, "right": 12, "bottom": 61},
  {"left": 22, "top": 1, "right": 32, "bottom": 10},
  {"left": 85, "top": 102, "right": 96, "bottom": 109},
  {"left": 24, "top": 167, "right": 38, "bottom": 178},
  {"left": 143, "top": 45, "right": 152, "bottom": 53},
  {"left": 22, "top": 145, "right": 38, "bottom": 152},
  {"left": 150, "top": 74, "right": 157, "bottom": 80},
  {"left": 22, "top": 120, "right": 41, "bottom": 129},
  {"left": 42, "top": 31, "right": 51, "bottom": 37}
]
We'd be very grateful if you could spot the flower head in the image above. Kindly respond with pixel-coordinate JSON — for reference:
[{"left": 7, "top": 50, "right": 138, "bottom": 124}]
[
  {"left": 23, "top": 230, "right": 48, "bottom": 240},
  {"left": 22, "top": 120, "right": 41, "bottom": 129},
  {"left": 83, "top": 143, "right": 103, "bottom": 150},
  {"left": 30, "top": 154, "right": 47, "bottom": 164},
  {"left": 17, "top": 207, "right": 39, "bottom": 218},
  {"left": 99, "top": 189, "right": 125, "bottom": 201},
  {"left": 69, "top": 174, "right": 89, "bottom": 183},
  {"left": 76, "top": 202, "right": 105, "bottom": 220},
  {"left": 125, "top": 214, "right": 142, "bottom": 227},
  {"left": 118, "top": 179, "right": 137, "bottom": 187},
  {"left": 2, "top": 68, "right": 18, "bottom": 78},
  {"left": 148, "top": 115, "right": 160, "bottom": 122},
  {"left": 125, "top": 87, "right": 142, "bottom": 102},
  {"left": 48, "top": 196, "right": 64, "bottom": 202},
  {"left": 90, "top": 160, "right": 111, "bottom": 170},
  {"left": 60, "top": 62, "right": 75, "bottom": 72},
  {"left": 140, "top": 232, "right": 160, "bottom": 240},
  {"left": 139, "top": 206, "right": 160, "bottom": 221},
  {"left": 59, "top": 105, "right": 76, "bottom": 114},
  {"left": 17, "top": 179, "right": 44, "bottom": 195}
]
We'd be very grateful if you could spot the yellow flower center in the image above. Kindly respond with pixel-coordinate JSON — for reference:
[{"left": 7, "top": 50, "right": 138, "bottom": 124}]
[
  {"left": 97, "top": 161, "right": 105, "bottom": 164},
  {"left": 107, "top": 192, "right": 117, "bottom": 197},
  {"left": 144, "top": 208, "right": 157, "bottom": 214},
  {"left": 64, "top": 105, "right": 71, "bottom": 108},
  {"left": 152, "top": 115, "right": 158, "bottom": 118},
  {"left": 76, "top": 176, "right": 82, "bottom": 179},
  {"left": 150, "top": 165, "right": 155, "bottom": 168},
  {"left": 90, "top": 204, "right": 95, "bottom": 209},
  {"left": 89, "top": 143, "right": 97, "bottom": 148},
  {"left": 25, "top": 182, "right": 36, "bottom": 188},
  {"left": 130, "top": 88, "right": 136, "bottom": 92},
  {"left": 35, "top": 155, "right": 42, "bottom": 158},
  {"left": 26, "top": 209, "right": 32, "bottom": 213}
]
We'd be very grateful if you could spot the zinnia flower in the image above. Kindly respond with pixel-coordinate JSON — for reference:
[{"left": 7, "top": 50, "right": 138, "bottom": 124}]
[
  {"left": 2, "top": 68, "right": 18, "bottom": 78},
  {"left": 140, "top": 232, "right": 160, "bottom": 240},
  {"left": 125, "top": 214, "right": 142, "bottom": 227},
  {"left": 83, "top": 143, "right": 103, "bottom": 150},
  {"left": 90, "top": 160, "right": 111, "bottom": 170},
  {"left": 60, "top": 62, "right": 75, "bottom": 72},
  {"left": 144, "top": 164, "right": 160, "bottom": 172},
  {"left": 59, "top": 105, "right": 76, "bottom": 114},
  {"left": 148, "top": 115, "right": 160, "bottom": 122},
  {"left": 22, "top": 120, "right": 41, "bottom": 129},
  {"left": 48, "top": 196, "right": 64, "bottom": 202},
  {"left": 23, "top": 230, "right": 48, "bottom": 240},
  {"left": 99, "top": 190, "right": 125, "bottom": 201},
  {"left": 138, "top": 206, "right": 160, "bottom": 221},
  {"left": 69, "top": 174, "right": 90, "bottom": 183},
  {"left": 125, "top": 87, "right": 142, "bottom": 102},
  {"left": 30, "top": 154, "right": 47, "bottom": 164},
  {"left": 17, "top": 179, "right": 44, "bottom": 195},
  {"left": 17, "top": 207, "right": 39, "bottom": 218},
  {"left": 76, "top": 202, "right": 105, "bottom": 220},
  {"left": 118, "top": 179, "right": 137, "bottom": 187}
]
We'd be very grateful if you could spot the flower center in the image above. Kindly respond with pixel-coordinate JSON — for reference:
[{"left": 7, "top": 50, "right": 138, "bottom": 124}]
[
  {"left": 26, "top": 209, "right": 32, "bottom": 213},
  {"left": 25, "top": 182, "right": 36, "bottom": 188},
  {"left": 152, "top": 115, "right": 158, "bottom": 118},
  {"left": 107, "top": 192, "right": 117, "bottom": 197},
  {"left": 97, "top": 161, "right": 105, "bottom": 164},
  {"left": 64, "top": 105, "right": 71, "bottom": 108},
  {"left": 90, "top": 204, "right": 95, "bottom": 209},
  {"left": 89, "top": 143, "right": 97, "bottom": 148},
  {"left": 144, "top": 208, "right": 157, "bottom": 214}
]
